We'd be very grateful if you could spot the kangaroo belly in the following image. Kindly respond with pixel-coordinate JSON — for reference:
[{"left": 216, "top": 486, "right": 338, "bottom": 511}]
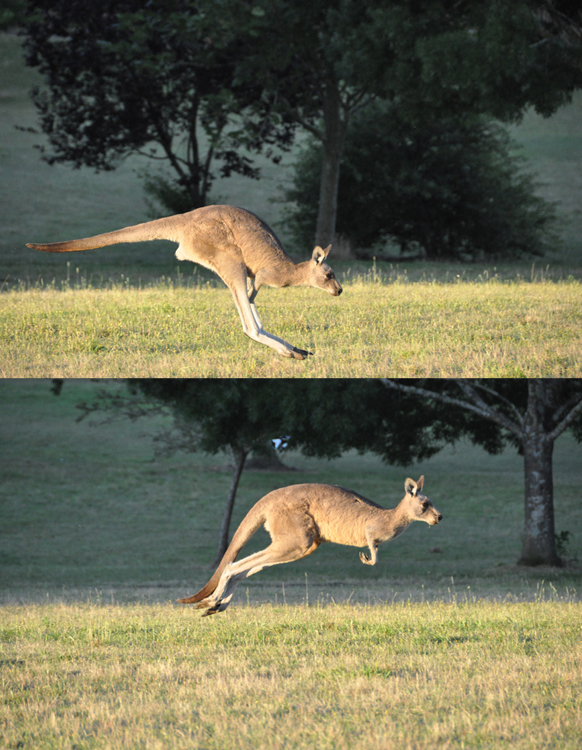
[
  {"left": 317, "top": 524, "right": 368, "bottom": 548},
  {"left": 313, "top": 506, "right": 371, "bottom": 547}
]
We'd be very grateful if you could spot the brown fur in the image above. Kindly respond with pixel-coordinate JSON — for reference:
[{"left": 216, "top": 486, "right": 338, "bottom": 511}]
[
  {"left": 27, "top": 205, "right": 342, "bottom": 359},
  {"left": 179, "top": 476, "right": 442, "bottom": 616}
]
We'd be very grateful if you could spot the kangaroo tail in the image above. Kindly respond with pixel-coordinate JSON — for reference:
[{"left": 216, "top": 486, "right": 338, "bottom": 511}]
[
  {"left": 178, "top": 506, "right": 266, "bottom": 604},
  {"left": 26, "top": 215, "right": 184, "bottom": 253}
]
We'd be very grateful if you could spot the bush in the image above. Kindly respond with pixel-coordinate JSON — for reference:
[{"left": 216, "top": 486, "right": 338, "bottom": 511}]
[
  {"left": 0, "top": 0, "right": 27, "bottom": 30},
  {"left": 283, "top": 103, "right": 558, "bottom": 260}
]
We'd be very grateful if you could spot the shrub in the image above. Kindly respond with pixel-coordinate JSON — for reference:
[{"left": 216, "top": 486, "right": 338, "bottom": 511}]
[{"left": 283, "top": 103, "right": 558, "bottom": 260}]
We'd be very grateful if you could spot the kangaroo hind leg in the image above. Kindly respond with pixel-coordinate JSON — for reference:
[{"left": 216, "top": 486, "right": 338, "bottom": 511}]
[
  {"left": 220, "top": 259, "right": 311, "bottom": 360},
  {"left": 198, "top": 516, "right": 320, "bottom": 616}
]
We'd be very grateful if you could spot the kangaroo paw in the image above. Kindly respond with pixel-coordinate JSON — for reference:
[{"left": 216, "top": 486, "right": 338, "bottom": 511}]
[
  {"left": 289, "top": 347, "right": 313, "bottom": 360},
  {"left": 359, "top": 551, "right": 373, "bottom": 565},
  {"left": 201, "top": 606, "right": 221, "bottom": 617}
]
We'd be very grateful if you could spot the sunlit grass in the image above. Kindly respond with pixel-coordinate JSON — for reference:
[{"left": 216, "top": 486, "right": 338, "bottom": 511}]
[
  {"left": 1, "top": 600, "right": 581, "bottom": 750},
  {"left": 1, "top": 276, "right": 580, "bottom": 377}
]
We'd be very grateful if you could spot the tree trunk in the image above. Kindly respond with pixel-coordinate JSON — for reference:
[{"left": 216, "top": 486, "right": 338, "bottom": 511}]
[
  {"left": 315, "top": 81, "right": 348, "bottom": 248},
  {"left": 212, "top": 446, "right": 249, "bottom": 568},
  {"left": 518, "top": 383, "right": 562, "bottom": 566}
]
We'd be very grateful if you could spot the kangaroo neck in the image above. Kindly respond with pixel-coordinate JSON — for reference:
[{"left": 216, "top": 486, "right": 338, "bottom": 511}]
[
  {"left": 288, "top": 259, "right": 314, "bottom": 287},
  {"left": 381, "top": 504, "right": 411, "bottom": 540}
]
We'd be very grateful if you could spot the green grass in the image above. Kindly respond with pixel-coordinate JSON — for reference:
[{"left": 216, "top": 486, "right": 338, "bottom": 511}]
[
  {"left": 1, "top": 277, "right": 581, "bottom": 377},
  {"left": 1, "top": 601, "right": 582, "bottom": 750}
]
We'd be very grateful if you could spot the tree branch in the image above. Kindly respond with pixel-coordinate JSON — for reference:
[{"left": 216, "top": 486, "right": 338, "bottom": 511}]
[
  {"left": 551, "top": 391, "right": 582, "bottom": 425},
  {"left": 470, "top": 382, "right": 525, "bottom": 428},
  {"left": 290, "top": 109, "right": 324, "bottom": 141},
  {"left": 381, "top": 379, "right": 523, "bottom": 439},
  {"left": 547, "top": 394, "right": 582, "bottom": 442}
]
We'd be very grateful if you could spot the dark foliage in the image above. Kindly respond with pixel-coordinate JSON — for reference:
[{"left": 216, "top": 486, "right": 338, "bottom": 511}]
[
  {"left": 284, "top": 104, "right": 558, "bottom": 260},
  {"left": 0, "top": 0, "right": 27, "bottom": 29},
  {"left": 23, "top": 0, "right": 295, "bottom": 212}
]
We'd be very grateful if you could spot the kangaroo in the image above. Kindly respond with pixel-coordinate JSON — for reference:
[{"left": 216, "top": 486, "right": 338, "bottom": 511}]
[
  {"left": 179, "top": 476, "right": 442, "bottom": 616},
  {"left": 27, "top": 205, "right": 342, "bottom": 360}
]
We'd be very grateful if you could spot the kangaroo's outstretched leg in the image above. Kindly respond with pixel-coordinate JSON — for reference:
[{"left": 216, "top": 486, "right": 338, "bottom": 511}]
[
  {"left": 223, "top": 262, "right": 310, "bottom": 359},
  {"left": 198, "top": 516, "right": 320, "bottom": 615},
  {"left": 246, "top": 277, "right": 314, "bottom": 357},
  {"left": 246, "top": 277, "right": 263, "bottom": 330}
]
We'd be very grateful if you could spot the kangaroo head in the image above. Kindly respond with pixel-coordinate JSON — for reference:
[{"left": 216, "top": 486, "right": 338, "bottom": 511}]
[
  {"left": 403, "top": 476, "right": 443, "bottom": 525},
  {"left": 310, "top": 245, "right": 342, "bottom": 296}
]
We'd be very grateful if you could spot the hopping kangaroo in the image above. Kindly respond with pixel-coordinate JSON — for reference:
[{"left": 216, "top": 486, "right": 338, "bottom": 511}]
[
  {"left": 27, "top": 205, "right": 342, "bottom": 359},
  {"left": 179, "top": 476, "right": 442, "bottom": 616}
]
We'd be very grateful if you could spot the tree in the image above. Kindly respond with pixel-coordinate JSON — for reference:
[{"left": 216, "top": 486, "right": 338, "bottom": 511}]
[
  {"left": 23, "top": 0, "right": 294, "bottom": 212},
  {"left": 381, "top": 379, "right": 582, "bottom": 567},
  {"left": 76, "top": 379, "right": 306, "bottom": 567},
  {"left": 252, "top": 0, "right": 582, "bottom": 247},
  {"left": 283, "top": 103, "right": 557, "bottom": 259},
  {"left": 0, "top": 0, "right": 26, "bottom": 29}
]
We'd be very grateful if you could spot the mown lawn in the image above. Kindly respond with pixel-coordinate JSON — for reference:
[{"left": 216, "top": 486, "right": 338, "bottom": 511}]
[
  {"left": 1, "top": 278, "right": 580, "bottom": 377},
  {"left": 1, "top": 601, "right": 581, "bottom": 750}
]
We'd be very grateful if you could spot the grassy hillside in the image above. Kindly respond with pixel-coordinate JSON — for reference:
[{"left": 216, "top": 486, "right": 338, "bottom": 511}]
[
  {"left": 1, "top": 379, "right": 580, "bottom": 603},
  {"left": 1, "top": 30, "right": 582, "bottom": 290}
]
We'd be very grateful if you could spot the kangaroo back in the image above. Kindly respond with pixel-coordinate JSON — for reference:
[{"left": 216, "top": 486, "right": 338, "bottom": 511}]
[
  {"left": 27, "top": 215, "right": 183, "bottom": 253},
  {"left": 177, "top": 506, "right": 266, "bottom": 604}
]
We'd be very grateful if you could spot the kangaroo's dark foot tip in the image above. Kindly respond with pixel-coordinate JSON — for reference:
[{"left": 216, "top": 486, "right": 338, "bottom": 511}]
[{"left": 290, "top": 347, "right": 313, "bottom": 360}]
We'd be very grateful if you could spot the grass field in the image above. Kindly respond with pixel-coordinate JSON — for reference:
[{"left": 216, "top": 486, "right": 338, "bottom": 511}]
[
  {"left": 2, "top": 381, "right": 582, "bottom": 748},
  {"left": 2, "top": 601, "right": 582, "bottom": 750},
  {"left": 1, "top": 277, "right": 581, "bottom": 377},
  {"left": 2, "top": 32, "right": 582, "bottom": 376}
]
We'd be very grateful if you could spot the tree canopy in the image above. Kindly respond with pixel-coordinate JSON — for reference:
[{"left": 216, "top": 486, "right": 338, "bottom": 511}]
[
  {"left": 24, "top": 1, "right": 582, "bottom": 246},
  {"left": 24, "top": 0, "right": 294, "bottom": 211}
]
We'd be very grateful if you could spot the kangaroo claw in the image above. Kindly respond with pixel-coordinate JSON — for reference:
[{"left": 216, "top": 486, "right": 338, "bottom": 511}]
[{"left": 289, "top": 347, "right": 313, "bottom": 360}]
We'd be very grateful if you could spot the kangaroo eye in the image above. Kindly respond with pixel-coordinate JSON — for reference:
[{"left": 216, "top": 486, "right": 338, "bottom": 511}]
[{"left": 422, "top": 501, "right": 429, "bottom": 510}]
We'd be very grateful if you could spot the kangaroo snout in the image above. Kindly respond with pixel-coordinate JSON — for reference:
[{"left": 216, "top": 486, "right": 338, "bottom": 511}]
[{"left": 431, "top": 513, "right": 443, "bottom": 525}]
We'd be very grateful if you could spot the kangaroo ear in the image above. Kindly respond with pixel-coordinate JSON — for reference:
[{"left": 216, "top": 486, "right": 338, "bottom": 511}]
[
  {"left": 416, "top": 476, "right": 424, "bottom": 491},
  {"left": 312, "top": 245, "right": 331, "bottom": 264},
  {"left": 405, "top": 478, "right": 417, "bottom": 496}
]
